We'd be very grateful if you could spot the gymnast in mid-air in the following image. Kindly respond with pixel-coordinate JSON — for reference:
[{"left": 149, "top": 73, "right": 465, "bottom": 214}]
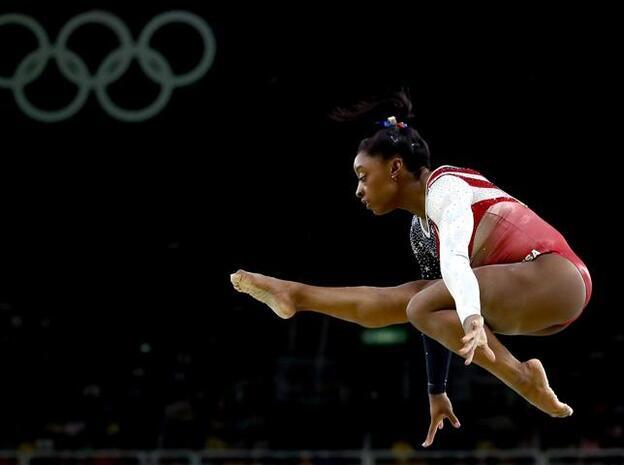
[{"left": 231, "top": 90, "right": 592, "bottom": 446}]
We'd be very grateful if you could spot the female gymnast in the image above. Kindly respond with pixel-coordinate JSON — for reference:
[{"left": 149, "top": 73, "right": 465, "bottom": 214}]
[{"left": 230, "top": 91, "right": 592, "bottom": 446}]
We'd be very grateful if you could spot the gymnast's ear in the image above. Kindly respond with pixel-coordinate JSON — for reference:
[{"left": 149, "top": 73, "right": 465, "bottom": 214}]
[{"left": 390, "top": 157, "right": 403, "bottom": 176}]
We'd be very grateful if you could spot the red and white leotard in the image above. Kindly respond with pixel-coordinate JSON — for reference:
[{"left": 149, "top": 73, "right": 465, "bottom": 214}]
[{"left": 423, "top": 165, "right": 592, "bottom": 325}]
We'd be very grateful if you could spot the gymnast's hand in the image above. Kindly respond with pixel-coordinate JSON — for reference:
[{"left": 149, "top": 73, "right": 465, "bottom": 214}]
[
  {"left": 459, "top": 315, "right": 496, "bottom": 365},
  {"left": 422, "top": 392, "right": 461, "bottom": 447}
]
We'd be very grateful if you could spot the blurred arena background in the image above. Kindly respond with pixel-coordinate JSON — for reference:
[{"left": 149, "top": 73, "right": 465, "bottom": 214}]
[{"left": 0, "top": 2, "right": 621, "bottom": 464}]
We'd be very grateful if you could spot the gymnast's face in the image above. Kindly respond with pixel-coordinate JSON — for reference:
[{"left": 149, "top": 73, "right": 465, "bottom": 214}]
[{"left": 353, "top": 151, "right": 400, "bottom": 215}]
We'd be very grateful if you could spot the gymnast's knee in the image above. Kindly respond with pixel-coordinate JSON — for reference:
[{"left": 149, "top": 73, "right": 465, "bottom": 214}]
[{"left": 406, "top": 294, "right": 430, "bottom": 329}]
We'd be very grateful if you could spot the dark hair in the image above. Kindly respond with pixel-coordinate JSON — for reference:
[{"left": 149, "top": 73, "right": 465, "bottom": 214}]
[{"left": 331, "top": 89, "right": 431, "bottom": 176}]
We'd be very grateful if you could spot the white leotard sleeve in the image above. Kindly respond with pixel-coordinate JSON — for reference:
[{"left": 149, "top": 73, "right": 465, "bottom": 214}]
[{"left": 427, "top": 175, "right": 481, "bottom": 325}]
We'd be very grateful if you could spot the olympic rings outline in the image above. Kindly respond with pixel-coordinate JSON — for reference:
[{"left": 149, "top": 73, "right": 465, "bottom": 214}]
[{"left": 0, "top": 10, "right": 216, "bottom": 122}]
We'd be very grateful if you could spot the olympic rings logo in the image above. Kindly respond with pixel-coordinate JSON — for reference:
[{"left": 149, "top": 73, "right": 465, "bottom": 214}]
[{"left": 0, "top": 10, "right": 216, "bottom": 122}]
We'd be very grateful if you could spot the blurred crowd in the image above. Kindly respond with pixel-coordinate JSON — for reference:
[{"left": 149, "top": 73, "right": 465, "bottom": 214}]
[{"left": 0, "top": 300, "right": 620, "bottom": 452}]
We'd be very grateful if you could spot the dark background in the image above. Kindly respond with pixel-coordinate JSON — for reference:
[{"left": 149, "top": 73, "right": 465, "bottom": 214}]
[{"left": 0, "top": 2, "right": 620, "bottom": 452}]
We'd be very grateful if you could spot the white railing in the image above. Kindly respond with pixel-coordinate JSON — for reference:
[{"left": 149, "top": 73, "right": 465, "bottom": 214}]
[{"left": 0, "top": 448, "right": 622, "bottom": 465}]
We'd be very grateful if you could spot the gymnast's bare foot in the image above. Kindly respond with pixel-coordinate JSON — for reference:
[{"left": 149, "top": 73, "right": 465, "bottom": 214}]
[
  {"left": 516, "top": 359, "right": 573, "bottom": 418},
  {"left": 230, "top": 270, "right": 296, "bottom": 319}
]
